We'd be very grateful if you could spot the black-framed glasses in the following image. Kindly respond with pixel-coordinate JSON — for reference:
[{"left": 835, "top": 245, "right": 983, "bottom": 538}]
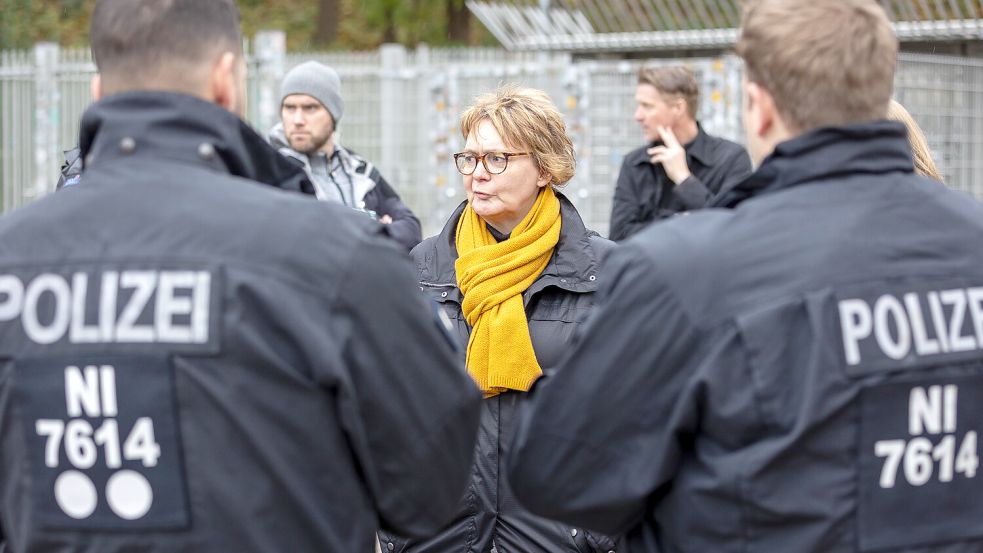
[{"left": 453, "top": 151, "right": 532, "bottom": 175}]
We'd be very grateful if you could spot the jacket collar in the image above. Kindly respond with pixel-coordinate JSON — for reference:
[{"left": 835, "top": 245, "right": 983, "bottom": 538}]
[
  {"left": 421, "top": 191, "right": 602, "bottom": 301},
  {"left": 710, "top": 120, "right": 914, "bottom": 209},
  {"left": 79, "top": 91, "right": 314, "bottom": 195},
  {"left": 633, "top": 122, "right": 713, "bottom": 167},
  {"left": 269, "top": 122, "right": 364, "bottom": 175},
  {"left": 267, "top": 121, "right": 292, "bottom": 151},
  {"left": 269, "top": 123, "right": 379, "bottom": 205}
]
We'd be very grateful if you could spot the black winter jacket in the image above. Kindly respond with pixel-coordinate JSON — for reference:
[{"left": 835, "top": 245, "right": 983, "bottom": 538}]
[
  {"left": 0, "top": 92, "right": 481, "bottom": 553},
  {"left": 57, "top": 130, "right": 314, "bottom": 196},
  {"left": 380, "top": 193, "right": 620, "bottom": 553},
  {"left": 609, "top": 124, "right": 751, "bottom": 241},
  {"left": 510, "top": 121, "right": 983, "bottom": 552}
]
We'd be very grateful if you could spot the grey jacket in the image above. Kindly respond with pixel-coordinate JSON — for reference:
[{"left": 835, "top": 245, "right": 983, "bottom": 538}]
[
  {"left": 0, "top": 91, "right": 480, "bottom": 553},
  {"left": 268, "top": 123, "right": 422, "bottom": 251}
]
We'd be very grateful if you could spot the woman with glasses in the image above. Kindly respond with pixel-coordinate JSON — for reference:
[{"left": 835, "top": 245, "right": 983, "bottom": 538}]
[{"left": 378, "top": 85, "right": 617, "bottom": 553}]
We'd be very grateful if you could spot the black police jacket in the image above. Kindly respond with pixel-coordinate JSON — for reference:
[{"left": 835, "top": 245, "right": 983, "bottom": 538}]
[
  {"left": 0, "top": 91, "right": 481, "bottom": 553},
  {"left": 57, "top": 130, "right": 314, "bottom": 196},
  {"left": 510, "top": 121, "right": 983, "bottom": 552},
  {"left": 379, "top": 193, "right": 620, "bottom": 553}
]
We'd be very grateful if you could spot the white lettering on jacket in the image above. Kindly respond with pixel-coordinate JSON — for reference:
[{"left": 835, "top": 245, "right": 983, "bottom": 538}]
[
  {"left": 840, "top": 287, "right": 983, "bottom": 366},
  {"left": 0, "top": 270, "right": 210, "bottom": 345}
]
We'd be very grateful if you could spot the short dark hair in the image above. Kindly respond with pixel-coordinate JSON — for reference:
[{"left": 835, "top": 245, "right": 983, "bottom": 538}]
[{"left": 91, "top": 0, "right": 242, "bottom": 92}]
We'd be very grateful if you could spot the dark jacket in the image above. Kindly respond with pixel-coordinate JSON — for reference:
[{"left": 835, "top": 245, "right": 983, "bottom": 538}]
[
  {"left": 380, "top": 193, "right": 619, "bottom": 553},
  {"left": 0, "top": 91, "right": 481, "bottom": 553},
  {"left": 268, "top": 123, "right": 422, "bottom": 251},
  {"left": 57, "top": 133, "right": 314, "bottom": 196},
  {"left": 608, "top": 124, "right": 751, "bottom": 241},
  {"left": 509, "top": 121, "right": 983, "bottom": 553}
]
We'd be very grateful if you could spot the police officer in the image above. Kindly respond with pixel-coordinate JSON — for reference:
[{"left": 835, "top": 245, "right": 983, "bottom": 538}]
[
  {"left": 0, "top": 1, "right": 480, "bottom": 552},
  {"left": 508, "top": 1, "right": 983, "bottom": 552}
]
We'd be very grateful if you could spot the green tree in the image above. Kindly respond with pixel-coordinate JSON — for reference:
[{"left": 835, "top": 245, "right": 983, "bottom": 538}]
[
  {"left": 447, "top": 0, "right": 471, "bottom": 43},
  {"left": 0, "top": 0, "right": 495, "bottom": 51},
  {"left": 0, "top": 0, "right": 94, "bottom": 50},
  {"left": 315, "top": 0, "right": 341, "bottom": 46}
]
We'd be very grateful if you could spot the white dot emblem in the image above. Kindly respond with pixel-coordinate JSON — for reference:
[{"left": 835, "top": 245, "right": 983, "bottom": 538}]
[
  {"left": 106, "top": 470, "right": 154, "bottom": 520},
  {"left": 54, "top": 470, "right": 98, "bottom": 519}
]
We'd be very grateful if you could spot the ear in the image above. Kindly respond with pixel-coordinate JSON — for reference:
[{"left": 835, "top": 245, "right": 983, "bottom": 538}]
[
  {"left": 536, "top": 170, "right": 551, "bottom": 189},
  {"left": 745, "top": 81, "right": 775, "bottom": 139},
  {"left": 327, "top": 111, "right": 337, "bottom": 135},
  {"left": 208, "top": 52, "right": 240, "bottom": 114},
  {"left": 675, "top": 97, "right": 688, "bottom": 117},
  {"left": 90, "top": 74, "right": 103, "bottom": 101}
]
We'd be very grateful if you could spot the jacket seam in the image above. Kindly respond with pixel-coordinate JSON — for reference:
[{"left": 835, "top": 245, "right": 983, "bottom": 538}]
[{"left": 734, "top": 320, "right": 759, "bottom": 553}]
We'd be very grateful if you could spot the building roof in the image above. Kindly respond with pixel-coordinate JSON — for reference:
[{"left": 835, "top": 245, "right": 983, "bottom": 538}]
[{"left": 467, "top": 0, "right": 983, "bottom": 52}]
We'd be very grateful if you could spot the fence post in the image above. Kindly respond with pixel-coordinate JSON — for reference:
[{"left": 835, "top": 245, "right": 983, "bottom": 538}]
[
  {"left": 253, "top": 30, "right": 286, "bottom": 134},
  {"left": 414, "top": 43, "right": 439, "bottom": 229},
  {"left": 33, "top": 42, "right": 59, "bottom": 201},
  {"left": 723, "top": 55, "right": 743, "bottom": 144},
  {"left": 379, "top": 43, "right": 408, "bottom": 180}
]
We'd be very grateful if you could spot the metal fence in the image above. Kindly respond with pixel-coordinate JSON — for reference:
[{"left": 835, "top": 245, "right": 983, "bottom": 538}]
[
  {"left": 2, "top": 38, "right": 983, "bottom": 237},
  {"left": 894, "top": 53, "right": 983, "bottom": 197},
  {"left": 467, "top": 0, "right": 983, "bottom": 52}
]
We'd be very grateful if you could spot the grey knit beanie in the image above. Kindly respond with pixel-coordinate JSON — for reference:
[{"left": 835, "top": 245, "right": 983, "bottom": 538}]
[{"left": 280, "top": 61, "right": 344, "bottom": 123}]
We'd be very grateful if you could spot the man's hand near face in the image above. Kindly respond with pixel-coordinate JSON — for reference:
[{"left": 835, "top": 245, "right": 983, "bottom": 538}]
[{"left": 647, "top": 125, "right": 692, "bottom": 185}]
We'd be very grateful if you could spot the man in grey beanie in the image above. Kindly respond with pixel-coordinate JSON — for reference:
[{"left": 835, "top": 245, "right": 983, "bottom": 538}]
[{"left": 270, "top": 61, "right": 422, "bottom": 251}]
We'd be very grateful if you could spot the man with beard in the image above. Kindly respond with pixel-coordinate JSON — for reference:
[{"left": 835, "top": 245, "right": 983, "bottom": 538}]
[{"left": 269, "top": 61, "right": 422, "bottom": 251}]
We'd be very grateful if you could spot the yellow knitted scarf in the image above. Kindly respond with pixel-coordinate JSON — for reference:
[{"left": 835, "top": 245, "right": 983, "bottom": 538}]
[{"left": 455, "top": 187, "right": 562, "bottom": 398}]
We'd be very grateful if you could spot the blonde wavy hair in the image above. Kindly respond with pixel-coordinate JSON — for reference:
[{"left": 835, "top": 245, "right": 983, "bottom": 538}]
[
  {"left": 888, "top": 100, "right": 943, "bottom": 182},
  {"left": 460, "top": 85, "right": 576, "bottom": 186}
]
